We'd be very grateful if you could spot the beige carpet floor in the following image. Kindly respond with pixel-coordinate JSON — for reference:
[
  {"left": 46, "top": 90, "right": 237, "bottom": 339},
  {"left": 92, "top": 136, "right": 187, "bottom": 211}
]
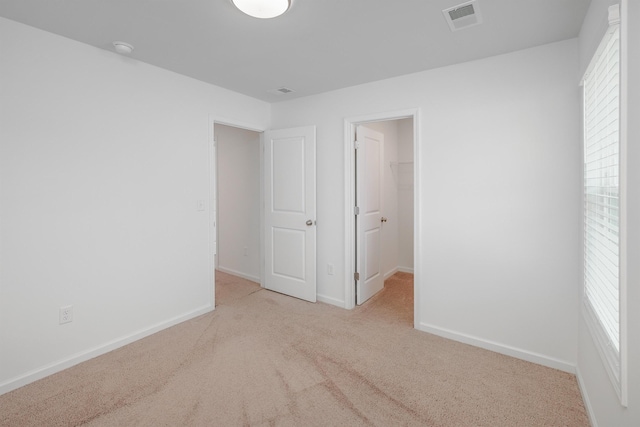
[{"left": 0, "top": 271, "right": 589, "bottom": 426}]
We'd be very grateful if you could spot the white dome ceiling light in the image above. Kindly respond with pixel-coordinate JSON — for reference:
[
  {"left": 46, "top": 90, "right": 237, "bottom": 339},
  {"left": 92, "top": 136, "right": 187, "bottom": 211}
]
[
  {"left": 232, "top": 0, "right": 291, "bottom": 19},
  {"left": 113, "top": 41, "right": 134, "bottom": 55}
]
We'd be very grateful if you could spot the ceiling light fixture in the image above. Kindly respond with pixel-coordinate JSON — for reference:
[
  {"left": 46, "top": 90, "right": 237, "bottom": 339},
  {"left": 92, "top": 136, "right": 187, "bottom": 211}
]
[
  {"left": 232, "top": 0, "right": 291, "bottom": 19},
  {"left": 113, "top": 41, "right": 134, "bottom": 55}
]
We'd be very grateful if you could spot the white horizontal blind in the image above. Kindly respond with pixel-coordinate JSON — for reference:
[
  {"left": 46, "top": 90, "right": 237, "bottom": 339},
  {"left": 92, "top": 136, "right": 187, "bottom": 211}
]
[{"left": 583, "top": 19, "right": 621, "bottom": 385}]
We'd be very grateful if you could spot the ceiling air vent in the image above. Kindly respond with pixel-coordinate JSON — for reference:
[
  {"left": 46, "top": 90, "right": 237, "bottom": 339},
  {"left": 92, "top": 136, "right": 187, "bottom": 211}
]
[
  {"left": 443, "top": 1, "right": 483, "bottom": 32},
  {"left": 268, "top": 87, "right": 295, "bottom": 95}
]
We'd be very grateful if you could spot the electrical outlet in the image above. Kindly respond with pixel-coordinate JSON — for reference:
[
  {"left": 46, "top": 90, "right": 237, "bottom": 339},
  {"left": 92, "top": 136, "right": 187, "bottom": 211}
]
[
  {"left": 59, "top": 305, "right": 73, "bottom": 324},
  {"left": 327, "top": 264, "right": 334, "bottom": 275},
  {"left": 196, "top": 199, "right": 205, "bottom": 211},
  {"left": 244, "top": 246, "right": 248, "bottom": 256}
]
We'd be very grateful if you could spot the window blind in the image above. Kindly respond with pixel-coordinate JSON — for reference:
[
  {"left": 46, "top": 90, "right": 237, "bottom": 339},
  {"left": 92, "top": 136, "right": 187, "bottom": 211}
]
[{"left": 582, "top": 15, "right": 621, "bottom": 389}]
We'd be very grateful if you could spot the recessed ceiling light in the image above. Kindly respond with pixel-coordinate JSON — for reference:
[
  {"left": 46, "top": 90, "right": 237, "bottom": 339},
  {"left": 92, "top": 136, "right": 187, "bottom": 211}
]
[
  {"left": 113, "top": 41, "right": 134, "bottom": 55},
  {"left": 232, "top": 0, "right": 291, "bottom": 19}
]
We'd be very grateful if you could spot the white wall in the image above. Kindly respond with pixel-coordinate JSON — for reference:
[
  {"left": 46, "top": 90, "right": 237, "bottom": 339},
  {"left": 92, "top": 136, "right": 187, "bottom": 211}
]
[
  {"left": 215, "top": 124, "right": 261, "bottom": 282},
  {"left": 0, "top": 17, "right": 270, "bottom": 393},
  {"left": 271, "top": 38, "right": 581, "bottom": 371},
  {"left": 397, "top": 118, "right": 414, "bottom": 271},
  {"left": 576, "top": 1, "right": 640, "bottom": 426}
]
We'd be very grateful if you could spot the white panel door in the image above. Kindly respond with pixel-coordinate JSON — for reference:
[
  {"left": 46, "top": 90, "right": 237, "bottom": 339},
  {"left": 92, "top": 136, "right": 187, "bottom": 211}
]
[
  {"left": 356, "top": 126, "right": 385, "bottom": 305},
  {"left": 264, "top": 126, "right": 316, "bottom": 302}
]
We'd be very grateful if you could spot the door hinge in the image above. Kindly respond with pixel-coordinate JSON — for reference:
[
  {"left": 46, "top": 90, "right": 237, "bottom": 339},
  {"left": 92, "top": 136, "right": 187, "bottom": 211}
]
[
  {"left": 354, "top": 139, "right": 360, "bottom": 150},
  {"left": 354, "top": 272, "right": 360, "bottom": 281},
  {"left": 354, "top": 206, "right": 360, "bottom": 215}
]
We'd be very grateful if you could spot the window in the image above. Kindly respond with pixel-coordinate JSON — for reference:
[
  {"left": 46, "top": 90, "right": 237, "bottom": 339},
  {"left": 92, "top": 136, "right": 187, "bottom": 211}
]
[{"left": 582, "top": 4, "right": 623, "bottom": 400}]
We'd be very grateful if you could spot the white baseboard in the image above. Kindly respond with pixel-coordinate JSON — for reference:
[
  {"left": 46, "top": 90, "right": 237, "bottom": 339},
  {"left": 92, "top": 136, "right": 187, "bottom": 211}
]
[
  {"left": 216, "top": 266, "right": 260, "bottom": 283},
  {"left": 384, "top": 267, "right": 399, "bottom": 280},
  {"left": 0, "top": 304, "right": 213, "bottom": 396},
  {"left": 317, "top": 293, "right": 344, "bottom": 308},
  {"left": 575, "top": 366, "right": 597, "bottom": 427},
  {"left": 384, "top": 266, "right": 414, "bottom": 280},
  {"left": 418, "top": 322, "right": 576, "bottom": 374}
]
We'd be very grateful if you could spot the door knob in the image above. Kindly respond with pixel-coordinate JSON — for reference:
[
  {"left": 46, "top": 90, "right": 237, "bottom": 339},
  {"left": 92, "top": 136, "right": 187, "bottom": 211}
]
[
  {"left": 381, "top": 217, "right": 388, "bottom": 223},
  {"left": 306, "top": 220, "right": 313, "bottom": 226}
]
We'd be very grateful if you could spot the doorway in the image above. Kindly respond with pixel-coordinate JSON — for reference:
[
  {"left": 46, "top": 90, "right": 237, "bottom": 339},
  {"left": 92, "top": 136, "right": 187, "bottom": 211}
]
[
  {"left": 344, "top": 109, "right": 419, "bottom": 327},
  {"left": 209, "top": 119, "right": 318, "bottom": 306},
  {"left": 214, "top": 123, "right": 262, "bottom": 284}
]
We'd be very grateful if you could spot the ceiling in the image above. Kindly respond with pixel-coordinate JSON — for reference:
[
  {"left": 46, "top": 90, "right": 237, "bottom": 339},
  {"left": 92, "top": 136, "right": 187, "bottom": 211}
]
[{"left": 0, "top": 0, "right": 591, "bottom": 103}]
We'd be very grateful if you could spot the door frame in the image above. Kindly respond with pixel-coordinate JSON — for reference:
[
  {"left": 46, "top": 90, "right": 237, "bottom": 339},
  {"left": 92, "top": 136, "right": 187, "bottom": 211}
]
[
  {"left": 343, "top": 108, "right": 421, "bottom": 328},
  {"left": 208, "top": 115, "right": 267, "bottom": 308}
]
